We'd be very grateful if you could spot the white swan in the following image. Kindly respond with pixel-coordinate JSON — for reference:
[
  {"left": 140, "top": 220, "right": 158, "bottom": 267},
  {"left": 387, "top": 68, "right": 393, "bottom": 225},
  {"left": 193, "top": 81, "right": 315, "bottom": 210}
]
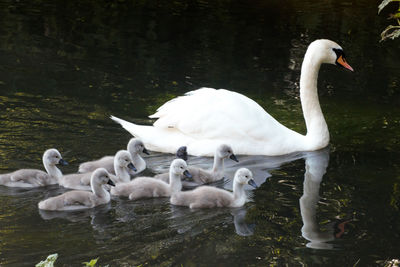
[
  {"left": 111, "top": 159, "right": 192, "bottom": 200},
  {"left": 60, "top": 150, "right": 135, "bottom": 190},
  {"left": 170, "top": 168, "right": 257, "bottom": 209},
  {"left": 0, "top": 148, "right": 68, "bottom": 188},
  {"left": 38, "top": 168, "right": 115, "bottom": 211},
  {"left": 111, "top": 39, "right": 353, "bottom": 156},
  {"left": 154, "top": 144, "right": 238, "bottom": 185},
  {"left": 78, "top": 138, "right": 148, "bottom": 175}
]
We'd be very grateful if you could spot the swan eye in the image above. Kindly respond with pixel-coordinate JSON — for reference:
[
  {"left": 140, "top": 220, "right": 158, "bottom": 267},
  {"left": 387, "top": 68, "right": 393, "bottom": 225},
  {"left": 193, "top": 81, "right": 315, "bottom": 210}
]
[{"left": 245, "top": 175, "right": 248, "bottom": 178}]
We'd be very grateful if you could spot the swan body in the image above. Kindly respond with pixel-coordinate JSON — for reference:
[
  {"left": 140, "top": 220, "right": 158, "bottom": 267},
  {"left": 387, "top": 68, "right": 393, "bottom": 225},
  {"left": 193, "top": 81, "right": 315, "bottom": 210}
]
[
  {"left": 60, "top": 150, "right": 135, "bottom": 190},
  {"left": 155, "top": 144, "right": 238, "bottom": 185},
  {"left": 111, "top": 159, "right": 191, "bottom": 200},
  {"left": 0, "top": 149, "right": 68, "bottom": 188},
  {"left": 38, "top": 168, "right": 115, "bottom": 211},
  {"left": 170, "top": 168, "right": 257, "bottom": 209},
  {"left": 111, "top": 39, "right": 353, "bottom": 156},
  {"left": 78, "top": 138, "right": 148, "bottom": 175}
]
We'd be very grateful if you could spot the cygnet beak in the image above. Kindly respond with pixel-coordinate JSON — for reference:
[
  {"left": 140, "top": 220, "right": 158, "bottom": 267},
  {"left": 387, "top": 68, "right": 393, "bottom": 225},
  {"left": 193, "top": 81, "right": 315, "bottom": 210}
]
[
  {"left": 229, "top": 154, "right": 239, "bottom": 162},
  {"left": 58, "top": 158, "right": 68, "bottom": 166},
  {"left": 128, "top": 162, "right": 137, "bottom": 172},
  {"left": 107, "top": 179, "right": 116, "bottom": 187},
  {"left": 183, "top": 170, "right": 192, "bottom": 180},
  {"left": 248, "top": 179, "right": 258, "bottom": 189},
  {"left": 142, "top": 147, "right": 150, "bottom": 155}
]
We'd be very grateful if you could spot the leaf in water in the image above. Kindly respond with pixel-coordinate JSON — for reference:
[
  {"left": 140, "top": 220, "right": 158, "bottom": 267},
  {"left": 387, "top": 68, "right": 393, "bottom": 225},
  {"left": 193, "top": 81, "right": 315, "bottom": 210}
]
[
  {"left": 82, "top": 258, "right": 99, "bottom": 267},
  {"left": 35, "top": 253, "right": 58, "bottom": 267},
  {"left": 378, "top": 0, "right": 398, "bottom": 14}
]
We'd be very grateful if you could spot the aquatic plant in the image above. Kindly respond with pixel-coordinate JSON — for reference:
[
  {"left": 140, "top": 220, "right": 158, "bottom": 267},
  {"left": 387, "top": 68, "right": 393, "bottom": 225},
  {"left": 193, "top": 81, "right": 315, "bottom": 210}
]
[
  {"left": 36, "top": 254, "right": 109, "bottom": 267},
  {"left": 35, "top": 253, "right": 58, "bottom": 267},
  {"left": 378, "top": 0, "right": 400, "bottom": 41}
]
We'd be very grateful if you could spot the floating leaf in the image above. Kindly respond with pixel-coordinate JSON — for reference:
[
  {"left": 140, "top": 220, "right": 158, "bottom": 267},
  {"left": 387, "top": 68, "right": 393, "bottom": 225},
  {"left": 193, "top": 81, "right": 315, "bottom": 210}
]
[
  {"left": 82, "top": 258, "right": 99, "bottom": 267},
  {"left": 35, "top": 253, "right": 58, "bottom": 267}
]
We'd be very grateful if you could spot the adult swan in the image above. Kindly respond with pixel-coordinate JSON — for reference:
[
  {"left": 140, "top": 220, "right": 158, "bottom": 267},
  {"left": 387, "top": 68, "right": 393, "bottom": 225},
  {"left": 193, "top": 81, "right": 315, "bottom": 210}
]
[{"left": 111, "top": 39, "right": 353, "bottom": 156}]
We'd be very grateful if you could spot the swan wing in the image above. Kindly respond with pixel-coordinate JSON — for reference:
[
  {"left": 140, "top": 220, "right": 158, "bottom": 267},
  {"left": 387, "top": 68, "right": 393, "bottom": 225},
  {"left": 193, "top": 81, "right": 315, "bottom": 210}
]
[{"left": 150, "top": 88, "right": 280, "bottom": 140}]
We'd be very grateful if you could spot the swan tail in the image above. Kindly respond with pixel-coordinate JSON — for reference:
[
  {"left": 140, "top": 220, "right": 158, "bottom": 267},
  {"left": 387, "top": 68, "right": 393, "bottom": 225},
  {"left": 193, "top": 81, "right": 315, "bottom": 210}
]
[
  {"left": 38, "top": 197, "right": 60, "bottom": 210},
  {"left": 78, "top": 162, "right": 92, "bottom": 173},
  {"left": 110, "top": 115, "right": 193, "bottom": 154},
  {"left": 110, "top": 115, "right": 151, "bottom": 139}
]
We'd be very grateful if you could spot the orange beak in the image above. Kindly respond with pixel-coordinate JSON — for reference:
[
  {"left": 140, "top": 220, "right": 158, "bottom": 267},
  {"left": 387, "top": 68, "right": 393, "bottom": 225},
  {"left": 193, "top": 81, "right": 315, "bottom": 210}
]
[{"left": 337, "top": 55, "right": 354, "bottom": 72}]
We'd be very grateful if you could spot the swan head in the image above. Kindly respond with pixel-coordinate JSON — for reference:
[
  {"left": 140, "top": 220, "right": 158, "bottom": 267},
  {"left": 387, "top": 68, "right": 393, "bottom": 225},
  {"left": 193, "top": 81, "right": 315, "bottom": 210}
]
[
  {"left": 91, "top": 168, "right": 115, "bottom": 187},
  {"left": 114, "top": 150, "right": 137, "bottom": 172},
  {"left": 43, "top": 148, "right": 68, "bottom": 166},
  {"left": 309, "top": 39, "right": 353, "bottom": 71},
  {"left": 127, "top": 138, "right": 149, "bottom": 155},
  {"left": 176, "top": 146, "right": 188, "bottom": 161},
  {"left": 170, "top": 158, "right": 192, "bottom": 179},
  {"left": 234, "top": 168, "right": 257, "bottom": 188},
  {"left": 216, "top": 144, "right": 239, "bottom": 162}
]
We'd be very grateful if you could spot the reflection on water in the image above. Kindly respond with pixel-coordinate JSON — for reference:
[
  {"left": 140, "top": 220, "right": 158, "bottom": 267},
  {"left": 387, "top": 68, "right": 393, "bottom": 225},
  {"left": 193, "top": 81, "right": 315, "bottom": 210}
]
[{"left": 301, "top": 148, "right": 335, "bottom": 249}]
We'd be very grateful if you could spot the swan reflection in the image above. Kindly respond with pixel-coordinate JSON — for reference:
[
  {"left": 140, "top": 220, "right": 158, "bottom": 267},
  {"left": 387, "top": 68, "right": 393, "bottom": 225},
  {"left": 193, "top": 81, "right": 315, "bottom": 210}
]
[{"left": 300, "top": 148, "right": 350, "bottom": 249}]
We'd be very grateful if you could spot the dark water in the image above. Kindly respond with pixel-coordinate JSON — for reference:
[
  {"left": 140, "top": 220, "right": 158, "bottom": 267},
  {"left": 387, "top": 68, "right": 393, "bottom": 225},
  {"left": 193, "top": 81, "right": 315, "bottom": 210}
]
[{"left": 0, "top": 0, "right": 399, "bottom": 266}]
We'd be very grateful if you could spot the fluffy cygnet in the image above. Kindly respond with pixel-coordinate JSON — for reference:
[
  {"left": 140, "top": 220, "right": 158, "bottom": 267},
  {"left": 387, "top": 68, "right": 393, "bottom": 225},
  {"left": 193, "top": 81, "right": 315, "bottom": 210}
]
[
  {"left": 38, "top": 168, "right": 115, "bottom": 211},
  {"left": 60, "top": 150, "right": 136, "bottom": 190},
  {"left": 155, "top": 144, "right": 238, "bottom": 185},
  {"left": 78, "top": 138, "right": 149, "bottom": 175},
  {"left": 111, "top": 159, "right": 192, "bottom": 200},
  {"left": 0, "top": 148, "right": 68, "bottom": 188},
  {"left": 170, "top": 168, "right": 257, "bottom": 209}
]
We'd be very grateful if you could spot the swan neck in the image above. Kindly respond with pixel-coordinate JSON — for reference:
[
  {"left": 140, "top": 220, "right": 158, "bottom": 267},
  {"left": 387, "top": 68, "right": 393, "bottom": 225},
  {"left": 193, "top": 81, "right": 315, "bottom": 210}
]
[
  {"left": 233, "top": 182, "right": 246, "bottom": 206},
  {"left": 299, "top": 51, "right": 329, "bottom": 148},
  {"left": 114, "top": 164, "right": 130, "bottom": 183},
  {"left": 131, "top": 153, "right": 143, "bottom": 165},
  {"left": 43, "top": 158, "right": 62, "bottom": 182},
  {"left": 91, "top": 179, "right": 108, "bottom": 198},
  {"left": 212, "top": 154, "right": 224, "bottom": 174},
  {"left": 169, "top": 171, "right": 182, "bottom": 194}
]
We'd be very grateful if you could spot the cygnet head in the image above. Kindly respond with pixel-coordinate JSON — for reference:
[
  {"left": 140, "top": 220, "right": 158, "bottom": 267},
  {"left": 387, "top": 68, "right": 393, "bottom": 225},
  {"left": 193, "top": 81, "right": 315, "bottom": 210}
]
[
  {"left": 91, "top": 168, "right": 115, "bottom": 187},
  {"left": 127, "top": 138, "right": 149, "bottom": 155},
  {"left": 216, "top": 144, "right": 238, "bottom": 162},
  {"left": 176, "top": 146, "right": 188, "bottom": 161},
  {"left": 114, "top": 150, "right": 137, "bottom": 172},
  {"left": 43, "top": 148, "right": 68, "bottom": 166},
  {"left": 170, "top": 159, "right": 192, "bottom": 179},
  {"left": 234, "top": 168, "right": 257, "bottom": 188},
  {"left": 308, "top": 39, "right": 353, "bottom": 71}
]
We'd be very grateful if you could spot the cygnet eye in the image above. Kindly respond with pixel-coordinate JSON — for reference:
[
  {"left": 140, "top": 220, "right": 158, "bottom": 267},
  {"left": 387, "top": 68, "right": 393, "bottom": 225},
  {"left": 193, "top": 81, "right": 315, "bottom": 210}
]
[
  {"left": 245, "top": 175, "right": 248, "bottom": 178},
  {"left": 55, "top": 155, "right": 59, "bottom": 158},
  {"left": 180, "top": 166, "right": 184, "bottom": 169}
]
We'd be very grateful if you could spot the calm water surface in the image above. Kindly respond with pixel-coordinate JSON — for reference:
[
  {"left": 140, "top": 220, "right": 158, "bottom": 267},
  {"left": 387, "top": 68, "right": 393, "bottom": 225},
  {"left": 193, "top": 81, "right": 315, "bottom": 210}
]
[{"left": 0, "top": 0, "right": 400, "bottom": 266}]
